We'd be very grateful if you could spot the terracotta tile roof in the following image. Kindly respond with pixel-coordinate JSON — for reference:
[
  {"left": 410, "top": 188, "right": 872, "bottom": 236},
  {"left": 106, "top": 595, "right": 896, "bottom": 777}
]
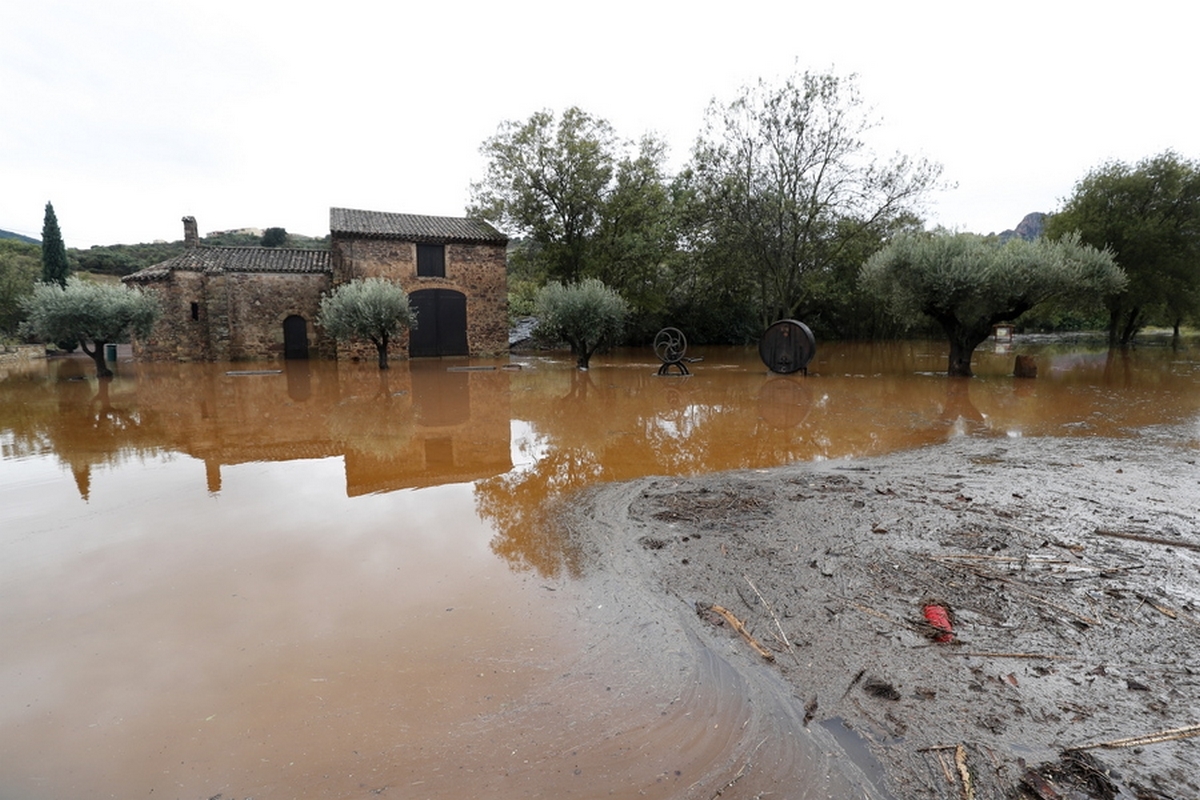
[
  {"left": 329, "top": 207, "right": 507, "bottom": 244},
  {"left": 124, "top": 247, "right": 331, "bottom": 283}
]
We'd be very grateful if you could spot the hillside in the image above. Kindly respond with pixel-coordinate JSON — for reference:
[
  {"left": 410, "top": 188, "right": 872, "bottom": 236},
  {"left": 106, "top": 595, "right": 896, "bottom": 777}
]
[
  {"left": 0, "top": 229, "right": 40, "bottom": 246},
  {"left": 69, "top": 230, "right": 329, "bottom": 277}
]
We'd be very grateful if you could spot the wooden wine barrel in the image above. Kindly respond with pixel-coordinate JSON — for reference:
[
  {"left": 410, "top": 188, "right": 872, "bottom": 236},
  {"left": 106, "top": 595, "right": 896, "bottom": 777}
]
[{"left": 758, "top": 319, "right": 816, "bottom": 375}]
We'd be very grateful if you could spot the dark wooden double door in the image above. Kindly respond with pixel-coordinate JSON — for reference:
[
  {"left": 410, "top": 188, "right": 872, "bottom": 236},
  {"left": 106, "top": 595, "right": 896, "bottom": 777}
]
[{"left": 409, "top": 289, "right": 469, "bottom": 358}]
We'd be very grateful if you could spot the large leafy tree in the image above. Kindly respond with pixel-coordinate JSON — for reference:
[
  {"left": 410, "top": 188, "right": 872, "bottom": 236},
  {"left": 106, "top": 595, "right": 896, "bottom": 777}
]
[
  {"left": 21, "top": 277, "right": 161, "bottom": 378},
  {"left": 682, "top": 69, "right": 943, "bottom": 333},
  {"left": 534, "top": 278, "right": 629, "bottom": 370},
  {"left": 1045, "top": 151, "right": 1200, "bottom": 345},
  {"left": 318, "top": 277, "right": 416, "bottom": 369},
  {"left": 469, "top": 108, "right": 677, "bottom": 334},
  {"left": 588, "top": 136, "right": 682, "bottom": 337},
  {"left": 470, "top": 107, "right": 617, "bottom": 285},
  {"left": 41, "top": 202, "right": 71, "bottom": 288},
  {"left": 860, "top": 232, "right": 1125, "bottom": 376}
]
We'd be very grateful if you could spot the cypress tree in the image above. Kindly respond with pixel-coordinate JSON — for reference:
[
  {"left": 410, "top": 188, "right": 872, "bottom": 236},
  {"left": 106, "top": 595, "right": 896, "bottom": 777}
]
[{"left": 41, "top": 201, "right": 70, "bottom": 287}]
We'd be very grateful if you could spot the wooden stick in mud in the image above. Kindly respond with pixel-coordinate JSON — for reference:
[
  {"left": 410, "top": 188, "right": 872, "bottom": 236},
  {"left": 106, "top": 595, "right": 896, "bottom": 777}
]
[
  {"left": 1094, "top": 527, "right": 1200, "bottom": 553},
  {"left": 933, "top": 557, "right": 1101, "bottom": 627},
  {"left": 744, "top": 574, "right": 802, "bottom": 667},
  {"left": 931, "top": 554, "right": 1073, "bottom": 564},
  {"left": 1075, "top": 723, "right": 1200, "bottom": 750},
  {"left": 1135, "top": 593, "right": 1178, "bottom": 619},
  {"left": 950, "top": 651, "right": 1071, "bottom": 660},
  {"left": 698, "top": 602, "right": 775, "bottom": 661},
  {"left": 955, "top": 744, "right": 975, "bottom": 800},
  {"left": 932, "top": 749, "right": 957, "bottom": 789},
  {"left": 921, "top": 743, "right": 975, "bottom": 799},
  {"left": 849, "top": 601, "right": 919, "bottom": 631}
]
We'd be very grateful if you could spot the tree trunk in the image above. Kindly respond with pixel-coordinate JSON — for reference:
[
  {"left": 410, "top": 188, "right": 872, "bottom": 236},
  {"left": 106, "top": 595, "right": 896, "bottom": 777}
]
[
  {"left": 942, "top": 325, "right": 991, "bottom": 378},
  {"left": 1119, "top": 307, "right": 1140, "bottom": 346},
  {"left": 946, "top": 336, "right": 975, "bottom": 377},
  {"left": 81, "top": 340, "right": 113, "bottom": 379},
  {"left": 375, "top": 334, "right": 390, "bottom": 369}
]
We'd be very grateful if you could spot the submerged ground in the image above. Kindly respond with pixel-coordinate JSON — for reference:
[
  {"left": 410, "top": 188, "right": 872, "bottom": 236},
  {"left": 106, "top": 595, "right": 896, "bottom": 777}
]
[
  {"left": 4, "top": 339, "right": 1199, "bottom": 798},
  {"left": 562, "top": 426, "right": 1200, "bottom": 799}
]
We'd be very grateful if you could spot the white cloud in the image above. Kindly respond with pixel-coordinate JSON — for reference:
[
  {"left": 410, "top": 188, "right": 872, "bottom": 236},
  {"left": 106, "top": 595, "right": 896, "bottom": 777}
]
[{"left": 3, "top": 0, "right": 1196, "bottom": 246}]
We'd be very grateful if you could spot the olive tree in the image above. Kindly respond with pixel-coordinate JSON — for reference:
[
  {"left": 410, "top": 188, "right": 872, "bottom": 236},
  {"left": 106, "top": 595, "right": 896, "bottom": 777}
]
[
  {"left": 21, "top": 276, "right": 160, "bottom": 378},
  {"left": 318, "top": 277, "right": 416, "bottom": 369},
  {"left": 860, "top": 232, "right": 1125, "bottom": 376},
  {"left": 535, "top": 278, "right": 629, "bottom": 370}
]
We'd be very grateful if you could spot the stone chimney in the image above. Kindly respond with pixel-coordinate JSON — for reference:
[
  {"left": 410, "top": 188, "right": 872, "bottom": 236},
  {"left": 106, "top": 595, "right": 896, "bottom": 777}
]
[{"left": 183, "top": 216, "right": 199, "bottom": 248}]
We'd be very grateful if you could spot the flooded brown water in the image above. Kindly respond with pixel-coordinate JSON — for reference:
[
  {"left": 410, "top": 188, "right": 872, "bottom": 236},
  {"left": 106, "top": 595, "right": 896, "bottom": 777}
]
[{"left": 2, "top": 337, "right": 1198, "bottom": 799}]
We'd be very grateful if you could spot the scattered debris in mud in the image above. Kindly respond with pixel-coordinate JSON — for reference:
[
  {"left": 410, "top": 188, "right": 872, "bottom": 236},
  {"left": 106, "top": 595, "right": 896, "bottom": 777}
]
[{"left": 562, "top": 429, "right": 1200, "bottom": 799}]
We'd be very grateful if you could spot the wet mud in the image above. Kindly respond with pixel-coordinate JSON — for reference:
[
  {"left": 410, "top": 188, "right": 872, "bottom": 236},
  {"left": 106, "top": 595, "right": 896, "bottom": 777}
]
[{"left": 561, "top": 427, "right": 1200, "bottom": 798}]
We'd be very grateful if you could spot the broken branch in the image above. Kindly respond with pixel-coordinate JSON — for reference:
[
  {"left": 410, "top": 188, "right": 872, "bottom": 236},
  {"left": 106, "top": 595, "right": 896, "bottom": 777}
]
[
  {"left": 1075, "top": 723, "right": 1200, "bottom": 750},
  {"left": 697, "top": 602, "right": 775, "bottom": 661},
  {"left": 744, "top": 574, "right": 802, "bottom": 667}
]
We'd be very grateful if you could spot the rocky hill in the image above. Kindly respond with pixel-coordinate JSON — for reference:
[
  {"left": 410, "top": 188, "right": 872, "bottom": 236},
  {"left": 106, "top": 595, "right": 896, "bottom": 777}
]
[{"left": 996, "top": 212, "right": 1046, "bottom": 242}]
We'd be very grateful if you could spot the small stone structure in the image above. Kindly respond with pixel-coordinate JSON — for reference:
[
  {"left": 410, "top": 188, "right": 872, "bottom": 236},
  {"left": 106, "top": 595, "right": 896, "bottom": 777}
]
[{"left": 124, "top": 210, "right": 508, "bottom": 362}]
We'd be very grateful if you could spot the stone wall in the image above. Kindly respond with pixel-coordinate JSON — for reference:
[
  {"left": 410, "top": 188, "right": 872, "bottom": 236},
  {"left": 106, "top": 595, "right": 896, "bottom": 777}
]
[
  {"left": 331, "top": 237, "right": 509, "bottom": 357},
  {"left": 133, "top": 271, "right": 334, "bottom": 362},
  {"left": 132, "top": 271, "right": 213, "bottom": 361},
  {"left": 220, "top": 272, "right": 331, "bottom": 361}
]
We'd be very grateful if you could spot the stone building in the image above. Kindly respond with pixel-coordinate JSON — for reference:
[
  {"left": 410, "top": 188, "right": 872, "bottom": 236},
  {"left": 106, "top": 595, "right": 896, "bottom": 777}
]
[{"left": 124, "top": 209, "right": 508, "bottom": 362}]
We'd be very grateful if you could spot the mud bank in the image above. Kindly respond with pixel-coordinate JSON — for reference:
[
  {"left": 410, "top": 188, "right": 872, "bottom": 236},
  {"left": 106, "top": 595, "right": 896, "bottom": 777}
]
[{"left": 560, "top": 428, "right": 1200, "bottom": 799}]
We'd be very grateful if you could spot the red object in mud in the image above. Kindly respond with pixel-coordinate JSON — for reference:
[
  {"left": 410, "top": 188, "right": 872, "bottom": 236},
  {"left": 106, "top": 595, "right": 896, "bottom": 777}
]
[{"left": 923, "top": 604, "right": 954, "bottom": 642}]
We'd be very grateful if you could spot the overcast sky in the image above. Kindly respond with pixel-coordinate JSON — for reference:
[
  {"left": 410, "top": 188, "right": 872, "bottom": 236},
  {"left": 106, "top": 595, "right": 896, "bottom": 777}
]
[{"left": 3, "top": 0, "right": 1196, "bottom": 248}]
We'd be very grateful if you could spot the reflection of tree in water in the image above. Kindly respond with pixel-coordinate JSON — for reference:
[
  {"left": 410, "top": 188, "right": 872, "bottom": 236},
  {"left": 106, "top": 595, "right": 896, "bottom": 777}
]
[
  {"left": 477, "top": 369, "right": 805, "bottom": 577},
  {"left": 476, "top": 449, "right": 595, "bottom": 579},
  {"left": 476, "top": 369, "right": 605, "bottom": 577},
  {"left": 0, "top": 363, "right": 166, "bottom": 500},
  {"left": 326, "top": 373, "right": 414, "bottom": 459},
  {"left": 940, "top": 377, "right": 985, "bottom": 434}
]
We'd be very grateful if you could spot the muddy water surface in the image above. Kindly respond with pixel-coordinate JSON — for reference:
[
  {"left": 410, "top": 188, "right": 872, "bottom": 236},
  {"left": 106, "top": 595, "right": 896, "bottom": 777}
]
[{"left": 2, "top": 338, "right": 1198, "bottom": 799}]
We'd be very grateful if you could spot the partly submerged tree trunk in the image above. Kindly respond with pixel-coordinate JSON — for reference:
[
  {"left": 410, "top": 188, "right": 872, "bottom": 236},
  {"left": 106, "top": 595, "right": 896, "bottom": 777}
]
[
  {"left": 1107, "top": 306, "right": 1121, "bottom": 348},
  {"left": 946, "top": 333, "right": 982, "bottom": 377},
  {"left": 576, "top": 348, "right": 593, "bottom": 370},
  {"left": 935, "top": 316, "right": 991, "bottom": 378},
  {"left": 80, "top": 339, "right": 113, "bottom": 379},
  {"left": 933, "top": 303, "right": 1032, "bottom": 378},
  {"left": 374, "top": 334, "right": 390, "bottom": 369},
  {"left": 1119, "top": 307, "right": 1141, "bottom": 346},
  {"left": 566, "top": 334, "right": 594, "bottom": 370}
]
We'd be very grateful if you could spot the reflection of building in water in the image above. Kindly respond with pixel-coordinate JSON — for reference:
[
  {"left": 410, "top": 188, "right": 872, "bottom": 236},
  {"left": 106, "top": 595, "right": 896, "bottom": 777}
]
[
  {"left": 119, "top": 362, "right": 511, "bottom": 498},
  {"left": 342, "top": 363, "right": 512, "bottom": 496}
]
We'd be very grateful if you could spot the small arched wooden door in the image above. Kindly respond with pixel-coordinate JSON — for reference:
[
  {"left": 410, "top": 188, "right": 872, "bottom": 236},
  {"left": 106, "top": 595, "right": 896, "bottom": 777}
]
[
  {"left": 409, "top": 289, "right": 468, "bottom": 358},
  {"left": 283, "top": 315, "right": 310, "bottom": 359}
]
